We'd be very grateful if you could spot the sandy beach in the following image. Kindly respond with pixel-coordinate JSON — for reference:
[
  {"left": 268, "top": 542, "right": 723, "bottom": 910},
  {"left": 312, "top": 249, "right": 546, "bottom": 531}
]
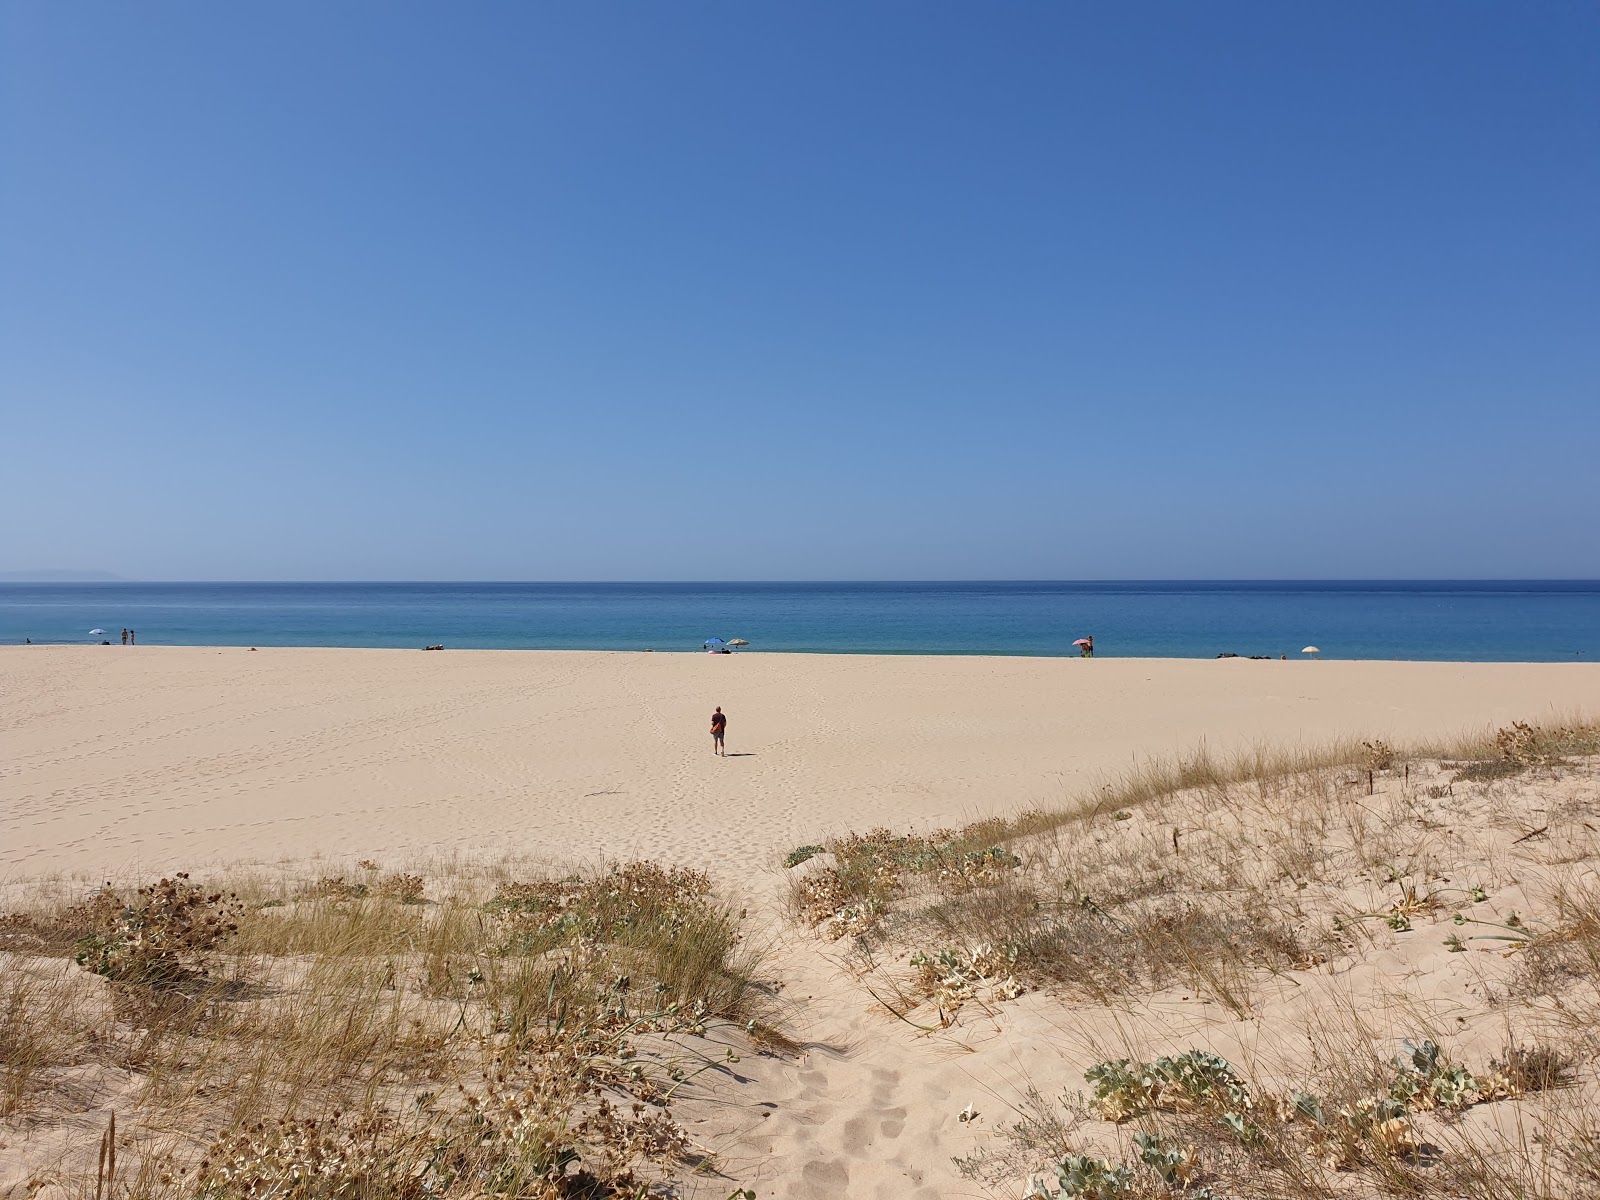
[
  {"left": 4, "top": 645, "right": 1596, "bottom": 881},
  {"left": 6, "top": 645, "right": 1600, "bottom": 1199}
]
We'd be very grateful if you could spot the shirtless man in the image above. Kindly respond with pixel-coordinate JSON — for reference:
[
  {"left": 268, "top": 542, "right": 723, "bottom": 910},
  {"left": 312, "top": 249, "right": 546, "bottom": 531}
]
[{"left": 710, "top": 706, "right": 727, "bottom": 756}]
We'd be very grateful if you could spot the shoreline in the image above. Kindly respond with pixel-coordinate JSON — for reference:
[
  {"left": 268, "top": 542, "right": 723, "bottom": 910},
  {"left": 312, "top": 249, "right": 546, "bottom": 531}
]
[{"left": 4, "top": 642, "right": 1595, "bottom": 665}]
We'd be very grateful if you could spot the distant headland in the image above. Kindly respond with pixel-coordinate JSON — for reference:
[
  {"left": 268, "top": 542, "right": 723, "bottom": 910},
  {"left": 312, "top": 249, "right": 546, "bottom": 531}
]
[{"left": 0, "top": 569, "right": 126, "bottom": 582}]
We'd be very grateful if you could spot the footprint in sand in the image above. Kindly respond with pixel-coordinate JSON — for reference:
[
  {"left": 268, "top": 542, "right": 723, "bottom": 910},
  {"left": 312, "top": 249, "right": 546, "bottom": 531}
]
[{"left": 798, "top": 1158, "right": 849, "bottom": 1195}]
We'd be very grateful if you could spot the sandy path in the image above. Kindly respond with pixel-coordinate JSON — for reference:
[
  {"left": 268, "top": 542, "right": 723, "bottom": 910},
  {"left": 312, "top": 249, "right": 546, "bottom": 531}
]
[{"left": 3, "top": 646, "right": 1597, "bottom": 881}]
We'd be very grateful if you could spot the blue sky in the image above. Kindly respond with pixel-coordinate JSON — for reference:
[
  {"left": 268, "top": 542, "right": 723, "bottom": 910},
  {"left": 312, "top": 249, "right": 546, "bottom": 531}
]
[{"left": 2, "top": 3, "right": 1596, "bottom": 580}]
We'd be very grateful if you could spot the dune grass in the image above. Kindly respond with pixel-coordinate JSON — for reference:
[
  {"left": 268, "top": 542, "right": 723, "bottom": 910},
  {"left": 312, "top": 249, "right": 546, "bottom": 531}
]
[
  {"left": 0, "top": 859, "right": 772, "bottom": 1199},
  {"left": 789, "top": 717, "right": 1600, "bottom": 1011},
  {"left": 790, "top": 716, "right": 1600, "bottom": 1198}
]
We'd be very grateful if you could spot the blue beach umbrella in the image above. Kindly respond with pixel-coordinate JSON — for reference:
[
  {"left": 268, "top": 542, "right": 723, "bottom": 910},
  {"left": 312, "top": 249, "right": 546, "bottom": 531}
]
[{"left": 704, "top": 637, "right": 726, "bottom": 650}]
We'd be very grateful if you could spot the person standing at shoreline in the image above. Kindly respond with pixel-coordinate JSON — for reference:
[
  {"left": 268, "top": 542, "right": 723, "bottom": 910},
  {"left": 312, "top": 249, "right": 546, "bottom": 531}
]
[
  {"left": 129, "top": 630, "right": 136, "bottom": 645},
  {"left": 710, "top": 706, "right": 727, "bottom": 756},
  {"left": 121, "top": 629, "right": 128, "bottom": 645}
]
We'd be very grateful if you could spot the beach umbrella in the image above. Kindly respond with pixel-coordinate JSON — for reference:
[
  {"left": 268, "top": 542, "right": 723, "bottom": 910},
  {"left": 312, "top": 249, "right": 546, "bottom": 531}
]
[
  {"left": 1301, "top": 646, "right": 1321, "bottom": 659},
  {"left": 728, "top": 638, "right": 749, "bottom": 647},
  {"left": 1072, "top": 638, "right": 1092, "bottom": 647},
  {"left": 703, "top": 637, "right": 726, "bottom": 650},
  {"left": 88, "top": 629, "right": 106, "bottom": 636}
]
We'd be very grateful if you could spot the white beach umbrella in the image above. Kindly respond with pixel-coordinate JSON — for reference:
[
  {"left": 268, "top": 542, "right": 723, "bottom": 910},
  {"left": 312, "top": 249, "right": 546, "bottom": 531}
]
[
  {"left": 1301, "top": 646, "right": 1321, "bottom": 659},
  {"left": 727, "top": 638, "right": 749, "bottom": 647},
  {"left": 88, "top": 628, "right": 106, "bottom": 636}
]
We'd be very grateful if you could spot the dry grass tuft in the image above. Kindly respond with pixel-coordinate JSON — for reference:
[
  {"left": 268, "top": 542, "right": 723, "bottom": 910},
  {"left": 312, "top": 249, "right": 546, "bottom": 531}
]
[
  {"left": 0, "top": 858, "right": 770, "bottom": 1197},
  {"left": 789, "top": 717, "right": 1600, "bottom": 1017},
  {"left": 798, "top": 716, "right": 1600, "bottom": 1195}
]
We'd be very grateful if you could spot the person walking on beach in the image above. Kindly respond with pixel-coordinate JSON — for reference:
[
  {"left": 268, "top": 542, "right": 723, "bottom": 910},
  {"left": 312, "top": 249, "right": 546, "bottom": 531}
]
[
  {"left": 710, "top": 706, "right": 727, "bottom": 756},
  {"left": 121, "top": 629, "right": 128, "bottom": 645}
]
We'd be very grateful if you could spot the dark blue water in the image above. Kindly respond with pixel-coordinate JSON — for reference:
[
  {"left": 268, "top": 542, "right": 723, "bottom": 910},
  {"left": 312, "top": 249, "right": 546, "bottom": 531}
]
[{"left": 1, "top": 581, "right": 1596, "bottom": 661}]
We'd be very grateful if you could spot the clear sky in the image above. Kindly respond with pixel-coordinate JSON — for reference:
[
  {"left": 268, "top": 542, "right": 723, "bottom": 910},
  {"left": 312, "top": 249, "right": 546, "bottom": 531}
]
[{"left": 2, "top": 3, "right": 1596, "bottom": 580}]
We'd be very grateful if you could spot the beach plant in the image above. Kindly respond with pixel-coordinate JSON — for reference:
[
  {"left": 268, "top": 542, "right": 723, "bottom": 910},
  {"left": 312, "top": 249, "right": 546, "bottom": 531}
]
[
  {"left": 783, "top": 844, "right": 826, "bottom": 868},
  {"left": 1075, "top": 1038, "right": 1550, "bottom": 1184},
  {"left": 1034, "top": 1155, "right": 1137, "bottom": 1198},
  {"left": 486, "top": 861, "right": 713, "bottom": 945},
  {"left": 1362, "top": 739, "right": 1396, "bottom": 771},
  {"left": 298, "top": 876, "right": 370, "bottom": 900},
  {"left": 1024, "top": 1147, "right": 1211, "bottom": 1199},
  {"left": 191, "top": 1067, "right": 695, "bottom": 1200},
  {"left": 902, "top": 718, "right": 1600, "bottom": 1196},
  {"left": 1086, "top": 1053, "right": 1252, "bottom": 1123},
  {"left": 375, "top": 872, "right": 427, "bottom": 904},
  {"left": 72, "top": 874, "right": 242, "bottom": 984},
  {"left": 1490, "top": 1043, "right": 1576, "bottom": 1093},
  {"left": 1132, "top": 1132, "right": 1199, "bottom": 1187},
  {"left": 793, "top": 721, "right": 1600, "bottom": 1019},
  {"left": 789, "top": 821, "right": 1021, "bottom": 938},
  {"left": 1496, "top": 720, "right": 1545, "bottom": 766},
  {"left": 5, "top": 858, "right": 769, "bottom": 1197},
  {"left": 1387, "top": 1039, "right": 1486, "bottom": 1112},
  {"left": 906, "top": 944, "right": 1024, "bottom": 1014}
]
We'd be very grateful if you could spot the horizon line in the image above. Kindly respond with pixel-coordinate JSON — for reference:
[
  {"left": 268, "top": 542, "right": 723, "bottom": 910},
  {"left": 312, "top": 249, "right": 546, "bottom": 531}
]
[{"left": 6, "top": 577, "right": 1600, "bottom": 586}]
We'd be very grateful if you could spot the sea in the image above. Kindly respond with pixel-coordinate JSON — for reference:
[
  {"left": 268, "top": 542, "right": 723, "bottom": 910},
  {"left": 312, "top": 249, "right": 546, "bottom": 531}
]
[{"left": 1, "top": 581, "right": 1596, "bottom": 661}]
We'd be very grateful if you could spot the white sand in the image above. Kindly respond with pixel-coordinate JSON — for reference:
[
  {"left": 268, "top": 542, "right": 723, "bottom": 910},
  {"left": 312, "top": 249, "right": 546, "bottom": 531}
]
[{"left": 3, "top": 645, "right": 1596, "bottom": 880}]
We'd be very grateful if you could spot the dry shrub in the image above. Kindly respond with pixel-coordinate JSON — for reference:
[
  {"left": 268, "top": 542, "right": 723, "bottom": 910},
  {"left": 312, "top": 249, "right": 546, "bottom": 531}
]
[
  {"left": 909, "top": 888, "right": 1315, "bottom": 1018},
  {"left": 1491, "top": 1042, "right": 1577, "bottom": 1093},
  {"left": 193, "top": 1059, "right": 691, "bottom": 1199},
  {"left": 296, "top": 876, "right": 370, "bottom": 901},
  {"left": 1, "top": 861, "right": 767, "bottom": 1198},
  {"left": 789, "top": 823, "right": 1020, "bottom": 939},
  {"left": 1448, "top": 720, "right": 1600, "bottom": 783},
  {"left": 487, "top": 861, "right": 758, "bottom": 1021},
  {"left": 72, "top": 874, "right": 242, "bottom": 984},
  {"left": 788, "top": 715, "right": 1597, "bottom": 1027},
  {"left": 489, "top": 861, "right": 713, "bottom": 946},
  {"left": 374, "top": 873, "right": 427, "bottom": 904},
  {"left": 1363, "top": 739, "right": 1396, "bottom": 771}
]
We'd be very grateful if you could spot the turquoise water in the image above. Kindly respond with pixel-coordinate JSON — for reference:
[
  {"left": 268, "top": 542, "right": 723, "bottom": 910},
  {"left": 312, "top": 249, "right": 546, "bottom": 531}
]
[{"left": 2, "top": 581, "right": 1597, "bottom": 661}]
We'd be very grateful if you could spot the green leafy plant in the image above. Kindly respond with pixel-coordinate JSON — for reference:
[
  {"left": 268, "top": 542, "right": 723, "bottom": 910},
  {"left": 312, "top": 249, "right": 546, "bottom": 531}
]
[
  {"left": 1050, "top": 1155, "right": 1137, "bottom": 1198},
  {"left": 1133, "top": 1131, "right": 1198, "bottom": 1186},
  {"left": 1087, "top": 1052, "right": 1251, "bottom": 1122}
]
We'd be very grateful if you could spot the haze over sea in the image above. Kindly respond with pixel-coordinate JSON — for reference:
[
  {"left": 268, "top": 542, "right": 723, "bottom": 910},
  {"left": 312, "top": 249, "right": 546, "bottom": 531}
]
[{"left": 2, "top": 581, "right": 1596, "bottom": 662}]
